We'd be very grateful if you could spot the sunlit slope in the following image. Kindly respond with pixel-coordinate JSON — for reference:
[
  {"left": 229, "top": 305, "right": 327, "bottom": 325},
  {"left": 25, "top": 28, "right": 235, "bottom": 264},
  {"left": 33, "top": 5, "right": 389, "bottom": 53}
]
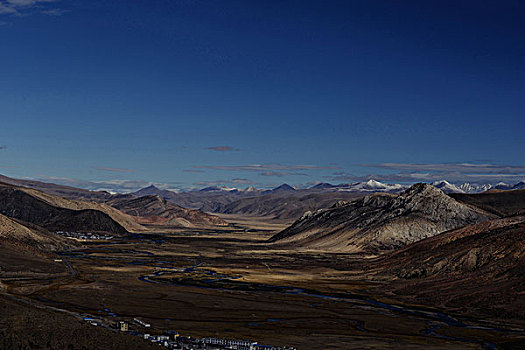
[{"left": 270, "top": 184, "right": 494, "bottom": 252}]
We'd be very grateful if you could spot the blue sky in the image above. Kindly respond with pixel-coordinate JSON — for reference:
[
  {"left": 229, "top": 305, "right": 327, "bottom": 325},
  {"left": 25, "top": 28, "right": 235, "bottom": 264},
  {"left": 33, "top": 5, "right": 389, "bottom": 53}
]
[{"left": 1, "top": 0, "right": 524, "bottom": 192}]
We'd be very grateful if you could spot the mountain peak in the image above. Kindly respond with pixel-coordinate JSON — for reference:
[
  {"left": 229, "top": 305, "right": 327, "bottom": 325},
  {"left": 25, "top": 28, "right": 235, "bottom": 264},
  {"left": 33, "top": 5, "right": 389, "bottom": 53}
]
[
  {"left": 430, "top": 180, "right": 464, "bottom": 194},
  {"left": 404, "top": 182, "right": 446, "bottom": 196},
  {"left": 432, "top": 180, "right": 452, "bottom": 185},
  {"left": 274, "top": 184, "right": 295, "bottom": 191},
  {"left": 364, "top": 179, "right": 386, "bottom": 188},
  {"left": 261, "top": 183, "right": 296, "bottom": 195},
  {"left": 134, "top": 184, "right": 164, "bottom": 196},
  {"left": 199, "top": 186, "right": 222, "bottom": 192},
  {"left": 311, "top": 182, "right": 335, "bottom": 189}
]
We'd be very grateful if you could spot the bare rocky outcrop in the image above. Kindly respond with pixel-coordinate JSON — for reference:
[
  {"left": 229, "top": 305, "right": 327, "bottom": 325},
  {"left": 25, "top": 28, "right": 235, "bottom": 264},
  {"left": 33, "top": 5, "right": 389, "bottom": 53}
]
[{"left": 270, "top": 183, "right": 494, "bottom": 252}]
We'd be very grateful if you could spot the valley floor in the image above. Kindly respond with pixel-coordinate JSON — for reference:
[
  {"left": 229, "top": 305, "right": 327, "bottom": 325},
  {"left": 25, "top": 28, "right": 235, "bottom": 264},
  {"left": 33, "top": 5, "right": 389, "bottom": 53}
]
[{"left": 1, "top": 218, "right": 524, "bottom": 349}]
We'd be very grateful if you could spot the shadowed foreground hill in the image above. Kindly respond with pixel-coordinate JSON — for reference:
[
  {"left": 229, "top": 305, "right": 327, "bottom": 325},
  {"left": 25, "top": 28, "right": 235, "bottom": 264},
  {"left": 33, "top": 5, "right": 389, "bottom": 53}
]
[
  {"left": 270, "top": 184, "right": 494, "bottom": 252},
  {"left": 0, "top": 182, "right": 127, "bottom": 235},
  {"left": 108, "top": 195, "right": 228, "bottom": 227},
  {"left": 0, "top": 213, "right": 75, "bottom": 276},
  {"left": 22, "top": 187, "right": 147, "bottom": 233},
  {"left": 374, "top": 217, "right": 525, "bottom": 322},
  {"left": 0, "top": 213, "right": 72, "bottom": 253}
]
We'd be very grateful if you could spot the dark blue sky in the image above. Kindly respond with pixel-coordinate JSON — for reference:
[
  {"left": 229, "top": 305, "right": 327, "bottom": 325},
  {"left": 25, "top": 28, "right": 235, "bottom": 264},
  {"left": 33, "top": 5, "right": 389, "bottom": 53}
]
[{"left": 1, "top": 0, "right": 524, "bottom": 191}]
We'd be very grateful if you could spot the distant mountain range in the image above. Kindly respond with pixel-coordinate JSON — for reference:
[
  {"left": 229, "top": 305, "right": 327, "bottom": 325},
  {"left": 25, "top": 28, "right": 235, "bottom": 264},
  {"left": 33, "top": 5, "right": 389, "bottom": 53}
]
[
  {"left": 132, "top": 180, "right": 524, "bottom": 221},
  {"left": 176, "top": 179, "right": 525, "bottom": 195},
  {"left": 181, "top": 179, "right": 525, "bottom": 195},
  {"left": 1, "top": 173, "right": 524, "bottom": 224}
]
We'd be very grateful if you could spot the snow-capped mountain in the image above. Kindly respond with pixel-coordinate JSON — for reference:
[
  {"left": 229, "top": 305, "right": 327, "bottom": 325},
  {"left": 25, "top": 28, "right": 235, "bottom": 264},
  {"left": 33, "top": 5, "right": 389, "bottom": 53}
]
[
  {"left": 493, "top": 182, "right": 511, "bottom": 190},
  {"left": 431, "top": 180, "right": 465, "bottom": 193},
  {"left": 491, "top": 182, "right": 525, "bottom": 191},
  {"left": 337, "top": 180, "right": 406, "bottom": 193},
  {"left": 457, "top": 183, "right": 492, "bottom": 193}
]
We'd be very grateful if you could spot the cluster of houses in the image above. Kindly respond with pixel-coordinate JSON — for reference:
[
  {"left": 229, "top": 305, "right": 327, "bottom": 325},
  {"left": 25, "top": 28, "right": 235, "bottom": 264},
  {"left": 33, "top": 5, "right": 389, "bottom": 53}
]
[
  {"left": 142, "top": 333, "right": 296, "bottom": 350},
  {"left": 112, "top": 320, "right": 295, "bottom": 350},
  {"left": 55, "top": 231, "right": 114, "bottom": 240}
]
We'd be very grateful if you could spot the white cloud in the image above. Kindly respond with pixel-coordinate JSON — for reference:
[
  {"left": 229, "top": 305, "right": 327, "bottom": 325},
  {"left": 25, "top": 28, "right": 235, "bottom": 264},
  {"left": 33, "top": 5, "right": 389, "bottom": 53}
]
[
  {"left": 41, "top": 8, "right": 68, "bottom": 16},
  {"left": 0, "top": 3, "right": 17, "bottom": 14},
  {"left": 0, "top": 0, "right": 61, "bottom": 17},
  {"left": 6, "top": 0, "right": 56, "bottom": 7}
]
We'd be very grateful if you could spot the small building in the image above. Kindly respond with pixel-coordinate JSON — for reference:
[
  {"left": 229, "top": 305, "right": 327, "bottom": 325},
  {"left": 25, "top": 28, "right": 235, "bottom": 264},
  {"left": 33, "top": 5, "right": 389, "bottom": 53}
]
[{"left": 119, "top": 321, "right": 129, "bottom": 332}]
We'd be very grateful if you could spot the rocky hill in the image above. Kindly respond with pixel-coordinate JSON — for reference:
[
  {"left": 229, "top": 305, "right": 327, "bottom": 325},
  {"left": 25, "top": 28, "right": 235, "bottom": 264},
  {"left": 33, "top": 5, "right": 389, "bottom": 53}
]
[
  {"left": 108, "top": 195, "right": 228, "bottom": 227},
  {"left": 270, "top": 183, "right": 494, "bottom": 252},
  {"left": 22, "top": 188, "right": 147, "bottom": 233},
  {"left": 0, "top": 182, "right": 127, "bottom": 235}
]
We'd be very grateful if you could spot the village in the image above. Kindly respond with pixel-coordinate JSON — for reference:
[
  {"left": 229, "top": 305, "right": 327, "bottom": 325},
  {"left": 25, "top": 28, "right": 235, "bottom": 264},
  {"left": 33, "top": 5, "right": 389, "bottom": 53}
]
[
  {"left": 84, "top": 316, "right": 295, "bottom": 350},
  {"left": 55, "top": 231, "right": 114, "bottom": 240}
]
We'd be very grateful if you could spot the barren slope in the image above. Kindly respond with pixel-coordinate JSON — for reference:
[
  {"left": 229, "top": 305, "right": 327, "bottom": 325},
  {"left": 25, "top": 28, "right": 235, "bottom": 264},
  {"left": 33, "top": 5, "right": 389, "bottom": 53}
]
[
  {"left": 374, "top": 217, "right": 525, "bottom": 322},
  {"left": 0, "top": 213, "right": 72, "bottom": 252},
  {"left": 270, "top": 183, "right": 494, "bottom": 252},
  {"left": 211, "top": 192, "right": 365, "bottom": 220}
]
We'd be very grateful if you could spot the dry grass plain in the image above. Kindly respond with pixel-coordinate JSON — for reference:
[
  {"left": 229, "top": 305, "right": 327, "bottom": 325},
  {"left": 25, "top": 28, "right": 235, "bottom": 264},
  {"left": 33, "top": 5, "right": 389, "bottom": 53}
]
[{"left": 2, "top": 216, "right": 524, "bottom": 349}]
